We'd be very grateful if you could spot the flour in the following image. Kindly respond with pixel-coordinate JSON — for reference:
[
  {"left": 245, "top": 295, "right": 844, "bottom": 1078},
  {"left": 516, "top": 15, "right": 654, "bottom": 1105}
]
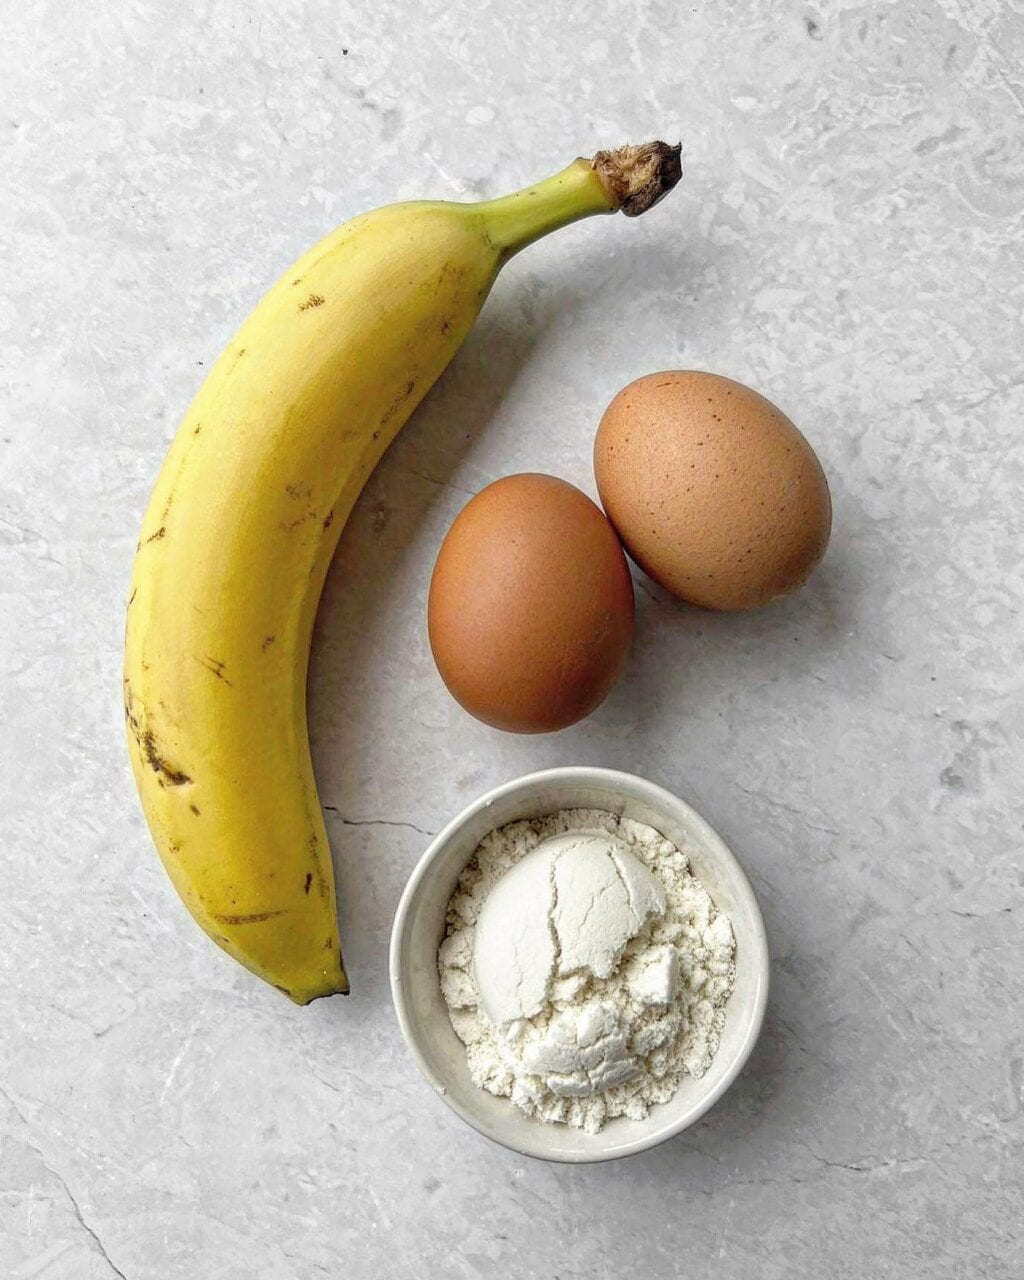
[{"left": 439, "top": 808, "right": 736, "bottom": 1134}]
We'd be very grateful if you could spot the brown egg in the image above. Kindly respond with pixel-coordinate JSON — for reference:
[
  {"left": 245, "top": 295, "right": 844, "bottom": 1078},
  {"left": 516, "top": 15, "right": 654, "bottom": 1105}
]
[
  {"left": 427, "top": 474, "right": 635, "bottom": 733},
  {"left": 594, "top": 371, "right": 831, "bottom": 610}
]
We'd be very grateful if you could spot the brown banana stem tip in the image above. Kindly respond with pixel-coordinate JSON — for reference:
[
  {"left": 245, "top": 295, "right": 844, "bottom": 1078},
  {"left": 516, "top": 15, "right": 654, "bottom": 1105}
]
[{"left": 590, "top": 141, "right": 683, "bottom": 216}]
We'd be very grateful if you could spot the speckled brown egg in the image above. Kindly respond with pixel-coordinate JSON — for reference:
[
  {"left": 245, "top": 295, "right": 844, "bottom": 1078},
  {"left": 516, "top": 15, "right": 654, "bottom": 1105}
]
[
  {"left": 594, "top": 371, "right": 831, "bottom": 610},
  {"left": 427, "top": 473, "right": 635, "bottom": 733}
]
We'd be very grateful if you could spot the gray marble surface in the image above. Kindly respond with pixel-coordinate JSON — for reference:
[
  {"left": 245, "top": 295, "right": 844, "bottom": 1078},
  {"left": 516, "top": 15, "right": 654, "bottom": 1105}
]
[{"left": 2, "top": 0, "right": 1022, "bottom": 1276}]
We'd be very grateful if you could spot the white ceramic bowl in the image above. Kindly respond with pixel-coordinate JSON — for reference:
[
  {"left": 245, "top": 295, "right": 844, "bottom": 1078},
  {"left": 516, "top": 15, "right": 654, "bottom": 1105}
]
[{"left": 389, "top": 766, "right": 769, "bottom": 1163}]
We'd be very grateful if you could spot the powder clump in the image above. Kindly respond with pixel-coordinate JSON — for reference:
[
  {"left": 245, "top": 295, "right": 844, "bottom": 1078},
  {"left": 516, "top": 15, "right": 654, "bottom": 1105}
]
[{"left": 439, "top": 808, "right": 736, "bottom": 1134}]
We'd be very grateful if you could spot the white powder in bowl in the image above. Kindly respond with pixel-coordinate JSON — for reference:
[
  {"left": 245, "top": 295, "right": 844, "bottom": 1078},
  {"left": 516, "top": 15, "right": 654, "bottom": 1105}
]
[{"left": 438, "top": 808, "right": 736, "bottom": 1134}]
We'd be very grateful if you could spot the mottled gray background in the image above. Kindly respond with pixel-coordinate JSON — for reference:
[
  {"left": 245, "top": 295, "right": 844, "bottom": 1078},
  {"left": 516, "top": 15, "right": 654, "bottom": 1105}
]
[{"left": 2, "top": 0, "right": 1022, "bottom": 1276}]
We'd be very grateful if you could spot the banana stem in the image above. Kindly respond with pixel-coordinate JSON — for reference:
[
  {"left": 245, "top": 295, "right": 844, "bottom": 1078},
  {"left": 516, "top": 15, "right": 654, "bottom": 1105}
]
[
  {"left": 480, "top": 140, "right": 682, "bottom": 261},
  {"left": 480, "top": 161, "right": 613, "bottom": 259}
]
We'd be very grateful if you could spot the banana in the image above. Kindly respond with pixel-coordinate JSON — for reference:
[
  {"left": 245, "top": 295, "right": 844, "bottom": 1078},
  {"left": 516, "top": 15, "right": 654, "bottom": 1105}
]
[{"left": 124, "top": 142, "right": 682, "bottom": 1003}]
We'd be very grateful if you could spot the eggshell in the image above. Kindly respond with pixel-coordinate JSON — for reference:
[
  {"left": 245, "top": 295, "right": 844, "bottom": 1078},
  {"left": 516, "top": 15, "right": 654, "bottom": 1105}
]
[
  {"left": 594, "top": 371, "right": 831, "bottom": 610},
  {"left": 427, "top": 474, "right": 635, "bottom": 733}
]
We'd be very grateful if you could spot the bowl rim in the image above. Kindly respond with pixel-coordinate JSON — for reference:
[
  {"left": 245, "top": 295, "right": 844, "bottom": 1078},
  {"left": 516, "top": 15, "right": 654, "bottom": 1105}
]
[{"left": 389, "top": 765, "right": 769, "bottom": 1163}]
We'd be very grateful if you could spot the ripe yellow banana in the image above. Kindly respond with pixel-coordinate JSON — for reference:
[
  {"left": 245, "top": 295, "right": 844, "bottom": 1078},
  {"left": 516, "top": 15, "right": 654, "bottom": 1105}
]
[{"left": 125, "top": 142, "right": 682, "bottom": 1003}]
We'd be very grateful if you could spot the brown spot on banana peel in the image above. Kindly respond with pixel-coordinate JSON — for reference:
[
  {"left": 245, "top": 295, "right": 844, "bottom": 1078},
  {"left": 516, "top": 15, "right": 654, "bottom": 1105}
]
[
  {"left": 280, "top": 511, "right": 317, "bottom": 530},
  {"left": 433, "top": 261, "right": 456, "bottom": 295},
  {"left": 138, "top": 526, "right": 167, "bottom": 550},
  {"left": 304, "top": 873, "right": 312, "bottom": 894},
  {"left": 139, "top": 729, "right": 192, "bottom": 787},
  {"left": 160, "top": 421, "right": 207, "bottom": 523},
  {"left": 213, "top": 909, "right": 289, "bottom": 925},
  {"left": 194, "top": 655, "right": 233, "bottom": 685},
  {"left": 189, "top": 803, "right": 201, "bottom": 816},
  {"left": 262, "top": 635, "right": 276, "bottom": 651},
  {"left": 125, "top": 684, "right": 191, "bottom": 786},
  {"left": 308, "top": 834, "right": 329, "bottom": 899},
  {"left": 379, "top": 378, "right": 418, "bottom": 430},
  {"left": 299, "top": 294, "right": 325, "bottom": 311}
]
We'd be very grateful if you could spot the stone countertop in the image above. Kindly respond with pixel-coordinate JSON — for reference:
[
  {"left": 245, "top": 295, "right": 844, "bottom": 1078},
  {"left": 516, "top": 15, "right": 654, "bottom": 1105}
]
[{"left": 2, "top": 2, "right": 1021, "bottom": 1276}]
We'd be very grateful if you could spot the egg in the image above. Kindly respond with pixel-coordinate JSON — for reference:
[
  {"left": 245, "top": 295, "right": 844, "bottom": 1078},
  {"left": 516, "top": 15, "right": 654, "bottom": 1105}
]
[
  {"left": 427, "top": 473, "right": 634, "bottom": 733},
  {"left": 594, "top": 371, "right": 831, "bottom": 610}
]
